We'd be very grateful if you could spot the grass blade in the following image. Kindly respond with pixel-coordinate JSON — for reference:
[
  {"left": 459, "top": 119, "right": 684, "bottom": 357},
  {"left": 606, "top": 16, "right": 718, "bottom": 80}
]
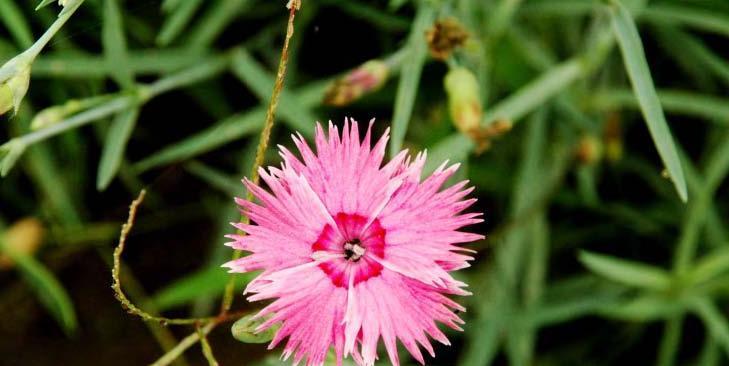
[
  {"left": 590, "top": 89, "right": 729, "bottom": 124},
  {"left": 102, "top": 0, "right": 133, "bottom": 88},
  {"left": 690, "top": 297, "right": 729, "bottom": 359},
  {"left": 0, "top": 237, "right": 77, "bottom": 335},
  {"left": 642, "top": 4, "right": 729, "bottom": 39},
  {"left": 230, "top": 49, "right": 317, "bottom": 133},
  {"left": 149, "top": 267, "right": 249, "bottom": 311},
  {"left": 579, "top": 250, "right": 671, "bottom": 290},
  {"left": 0, "top": 0, "right": 34, "bottom": 48},
  {"left": 485, "top": 58, "right": 583, "bottom": 124},
  {"left": 157, "top": 0, "right": 204, "bottom": 46},
  {"left": 188, "top": 0, "right": 252, "bottom": 48},
  {"left": 96, "top": 108, "right": 140, "bottom": 190},
  {"left": 389, "top": 5, "right": 435, "bottom": 156},
  {"left": 133, "top": 110, "right": 264, "bottom": 172},
  {"left": 610, "top": 0, "right": 687, "bottom": 202}
]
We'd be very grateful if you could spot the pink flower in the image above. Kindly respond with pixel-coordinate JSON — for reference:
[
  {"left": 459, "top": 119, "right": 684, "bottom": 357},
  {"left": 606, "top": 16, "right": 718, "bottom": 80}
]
[{"left": 224, "top": 118, "right": 483, "bottom": 366}]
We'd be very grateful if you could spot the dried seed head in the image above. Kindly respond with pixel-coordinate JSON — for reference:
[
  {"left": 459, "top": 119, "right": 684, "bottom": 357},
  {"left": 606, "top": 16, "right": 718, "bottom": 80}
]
[{"left": 426, "top": 18, "right": 469, "bottom": 61}]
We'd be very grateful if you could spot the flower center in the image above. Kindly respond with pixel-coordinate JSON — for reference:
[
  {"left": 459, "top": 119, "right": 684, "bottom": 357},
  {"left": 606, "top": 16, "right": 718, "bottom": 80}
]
[
  {"left": 343, "top": 239, "right": 365, "bottom": 261},
  {"left": 311, "top": 213, "right": 386, "bottom": 287}
]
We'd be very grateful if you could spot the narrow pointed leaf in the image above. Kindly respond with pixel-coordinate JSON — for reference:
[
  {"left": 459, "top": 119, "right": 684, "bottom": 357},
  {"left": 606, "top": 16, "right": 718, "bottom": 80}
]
[
  {"left": 690, "top": 297, "right": 729, "bottom": 359},
  {"left": 97, "top": 108, "right": 139, "bottom": 190},
  {"left": 0, "top": 238, "right": 77, "bottom": 335},
  {"left": 579, "top": 251, "right": 671, "bottom": 290},
  {"left": 610, "top": 0, "right": 687, "bottom": 202},
  {"left": 389, "top": 5, "right": 435, "bottom": 156},
  {"left": 102, "top": 0, "right": 133, "bottom": 88},
  {"left": 0, "top": 0, "right": 34, "bottom": 48}
]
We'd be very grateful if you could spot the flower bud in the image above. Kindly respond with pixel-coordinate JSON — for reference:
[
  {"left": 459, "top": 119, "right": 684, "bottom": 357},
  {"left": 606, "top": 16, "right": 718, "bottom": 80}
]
[
  {"left": 444, "top": 67, "right": 482, "bottom": 134},
  {"left": 426, "top": 18, "right": 469, "bottom": 61},
  {"left": 31, "top": 95, "right": 116, "bottom": 130},
  {"left": 0, "top": 65, "right": 31, "bottom": 116},
  {"left": 231, "top": 313, "right": 280, "bottom": 344},
  {"left": 0, "top": 217, "right": 45, "bottom": 269},
  {"left": 576, "top": 135, "right": 603, "bottom": 165},
  {"left": 0, "top": 84, "right": 12, "bottom": 116},
  {"left": 323, "top": 60, "right": 389, "bottom": 107}
]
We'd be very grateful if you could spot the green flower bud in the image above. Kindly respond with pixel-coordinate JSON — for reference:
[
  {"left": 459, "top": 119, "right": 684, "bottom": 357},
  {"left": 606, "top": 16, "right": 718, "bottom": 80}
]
[
  {"left": 323, "top": 60, "right": 389, "bottom": 107},
  {"left": 0, "top": 65, "right": 31, "bottom": 116},
  {"left": 0, "top": 84, "right": 12, "bottom": 116},
  {"left": 444, "top": 67, "right": 482, "bottom": 134},
  {"left": 231, "top": 313, "right": 280, "bottom": 344}
]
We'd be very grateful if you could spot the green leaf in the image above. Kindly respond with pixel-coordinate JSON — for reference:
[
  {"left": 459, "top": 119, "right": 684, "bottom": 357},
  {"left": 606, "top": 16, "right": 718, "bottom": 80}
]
[
  {"left": 642, "top": 4, "right": 729, "bottom": 39},
  {"left": 597, "top": 294, "right": 682, "bottom": 321},
  {"left": 36, "top": 0, "right": 57, "bottom": 10},
  {"left": 424, "top": 133, "right": 473, "bottom": 174},
  {"left": 389, "top": 5, "right": 435, "bottom": 156},
  {"left": 485, "top": 58, "right": 583, "bottom": 124},
  {"left": 102, "top": 0, "right": 133, "bottom": 88},
  {"left": 184, "top": 161, "right": 241, "bottom": 196},
  {"left": 149, "top": 266, "right": 252, "bottom": 311},
  {"left": 688, "top": 249, "right": 729, "bottom": 287},
  {"left": 33, "top": 49, "right": 208, "bottom": 78},
  {"left": 0, "top": 0, "right": 34, "bottom": 48},
  {"left": 0, "top": 237, "right": 77, "bottom": 335},
  {"left": 188, "top": 0, "right": 252, "bottom": 48},
  {"left": 96, "top": 107, "right": 140, "bottom": 190},
  {"left": 157, "top": 0, "right": 204, "bottom": 46},
  {"left": 133, "top": 109, "right": 265, "bottom": 172},
  {"left": 579, "top": 251, "right": 671, "bottom": 290},
  {"left": 610, "top": 0, "right": 687, "bottom": 202},
  {"left": 590, "top": 89, "right": 729, "bottom": 125},
  {"left": 132, "top": 78, "right": 328, "bottom": 172},
  {"left": 0, "top": 139, "right": 26, "bottom": 177},
  {"left": 690, "top": 297, "right": 729, "bottom": 359},
  {"left": 230, "top": 49, "right": 317, "bottom": 134}
]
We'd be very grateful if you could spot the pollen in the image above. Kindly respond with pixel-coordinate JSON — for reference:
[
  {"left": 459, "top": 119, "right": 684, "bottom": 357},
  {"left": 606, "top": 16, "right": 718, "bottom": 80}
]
[{"left": 343, "top": 239, "right": 365, "bottom": 261}]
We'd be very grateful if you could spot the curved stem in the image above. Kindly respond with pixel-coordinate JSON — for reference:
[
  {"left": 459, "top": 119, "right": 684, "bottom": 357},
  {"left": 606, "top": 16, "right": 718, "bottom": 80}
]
[{"left": 112, "top": 190, "right": 214, "bottom": 325}]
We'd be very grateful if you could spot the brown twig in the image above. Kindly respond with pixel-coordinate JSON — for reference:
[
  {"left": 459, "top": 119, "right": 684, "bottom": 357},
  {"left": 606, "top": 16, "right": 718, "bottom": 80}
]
[
  {"left": 219, "top": 0, "right": 300, "bottom": 314},
  {"left": 111, "top": 190, "right": 213, "bottom": 325}
]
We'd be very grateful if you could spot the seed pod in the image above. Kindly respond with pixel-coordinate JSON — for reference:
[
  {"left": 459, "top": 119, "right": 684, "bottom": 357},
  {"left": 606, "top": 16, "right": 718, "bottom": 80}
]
[
  {"left": 444, "top": 67, "right": 482, "bottom": 135},
  {"left": 323, "top": 60, "right": 389, "bottom": 107}
]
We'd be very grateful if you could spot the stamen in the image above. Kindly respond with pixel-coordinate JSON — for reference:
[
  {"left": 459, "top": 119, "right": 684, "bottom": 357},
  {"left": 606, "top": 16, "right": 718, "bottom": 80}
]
[{"left": 343, "top": 239, "right": 365, "bottom": 261}]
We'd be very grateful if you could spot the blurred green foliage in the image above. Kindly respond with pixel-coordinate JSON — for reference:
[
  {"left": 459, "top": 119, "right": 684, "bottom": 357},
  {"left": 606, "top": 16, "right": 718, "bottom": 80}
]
[{"left": 0, "top": 0, "right": 728, "bottom": 365}]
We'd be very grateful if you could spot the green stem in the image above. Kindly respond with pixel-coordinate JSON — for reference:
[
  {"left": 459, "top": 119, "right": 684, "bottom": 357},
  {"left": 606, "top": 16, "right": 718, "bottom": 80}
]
[
  {"left": 657, "top": 315, "right": 683, "bottom": 366},
  {"left": 26, "top": 1, "right": 85, "bottom": 59},
  {"left": 151, "top": 322, "right": 216, "bottom": 366},
  {"left": 2, "top": 55, "right": 229, "bottom": 166}
]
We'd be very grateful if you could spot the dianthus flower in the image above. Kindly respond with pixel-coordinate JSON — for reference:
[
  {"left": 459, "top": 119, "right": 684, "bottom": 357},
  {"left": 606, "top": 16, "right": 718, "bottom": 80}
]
[{"left": 224, "top": 118, "right": 483, "bottom": 366}]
